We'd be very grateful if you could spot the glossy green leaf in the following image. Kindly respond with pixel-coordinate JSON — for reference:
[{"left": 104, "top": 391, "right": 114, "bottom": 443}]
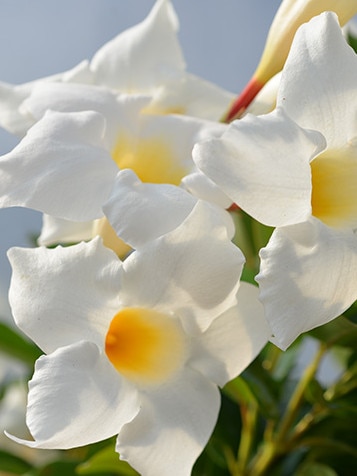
[
  {"left": 25, "top": 461, "right": 79, "bottom": 476},
  {"left": 242, "top": 360, "right": 280, "bottom": 419},
  {"left": 296, "top": 462, "right": 338, "bottom": 476},
  {"left": 0, "top": 449, "right": 32, "bottom": 474},
  {"left": 223, "top": 376, "right": 258, "bottom": 407},
  {"left": 347, "top": 32, "right": 357, "bottom": 54},
  {"left": 309, "top": 316, "right": 357, "bottom": 349},
  {"left": 0, "top": 321, "right": 42, "bottom": 365},
  {"left": 304, "top": 379, "right": 326, "bottom": 407},
  {"left": 77, "top": 445, "right": 138, "bottom": 475}
]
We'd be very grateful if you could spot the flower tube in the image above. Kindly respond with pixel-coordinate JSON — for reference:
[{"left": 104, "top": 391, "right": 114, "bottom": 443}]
[{"left": 224, "top": 0, "right": 357, "bottom": 121}]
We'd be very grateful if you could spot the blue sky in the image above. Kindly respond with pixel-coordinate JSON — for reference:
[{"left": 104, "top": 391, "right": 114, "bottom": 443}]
[{"left": 0, "top": 0, "right": 281, "bottom": 316}]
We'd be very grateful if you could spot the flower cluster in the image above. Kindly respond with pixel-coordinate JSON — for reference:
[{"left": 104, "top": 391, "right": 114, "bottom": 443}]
[{"left": 0, "top": 0, "right": 357, "bottom": 475}]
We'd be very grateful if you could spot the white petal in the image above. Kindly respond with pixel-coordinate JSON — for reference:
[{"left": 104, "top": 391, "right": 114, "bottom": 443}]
[
  {"left": 134, "top": 112, "right": 227, "bottom": 170},
  {"left": 103, "top": 169, "right": 197, "bottom": 248},
  {"left": 8, "top": 238, "right": 122, "bottom": 354},
  {"left": 7, "top": 341, "right": 139, "bottom": 449},
  {"left": 278, "top": 12, "right": 357, "bottom": 148},
  {"left": 38, "top": 214, "right": 93, "bottom": 246},
  {"left": 245, "top": 72, "right": 280, "bottom": 116},
  {"left": 91, "top": 0, "right": 185, "bottom": 92},
  {"left": 21, "top": 83, "right": 128, "bottom": 148},
  {"left": 109, "top": 112, "right": 227, "bottom": 194},
  {"left": 190, "top": 282, "right": 270, "bottom": 386},
  {"left": 117, "top": 367, "right": 220, "bottom": 476},
  {"left": 148, "top": 72, "right": 234, "bottom": 120},
  {"left": 120, "top": 200, "right": 244, "bottom": 332},
  {"left": 194, "top": 108, "right": 326, "bottom": 227},
  {"left": 0, "top": 61, "right": 92, "bottom": 137},
  {"left": 0, "top": 81, "right": 36, "bottom": 137},
  {"left": 0, "top": 110, "right": 118, "bottom": 221},
  {"left": 257, "top": 218, "right": 357, "bottom": 350},
  {"left": 21, "top": 84, "right": 150, "bottom": 151},
  {"left": 181, "top": 170, "right": 233, "bottom": 210}
]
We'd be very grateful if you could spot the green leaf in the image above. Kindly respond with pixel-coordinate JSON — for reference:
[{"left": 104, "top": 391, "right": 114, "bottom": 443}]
[
  {"left": 224, "top": 361, "right": 280, "bottom": 419},
  {"left": 347, "top": 32, "right": 357, "bottom": 54},
  {"left": 193, "top": 393, "right": 241, "bottom": 476},
  {"left": 304, "top": 379, "right": 326, "bottom": 407},
  {"left": 243, "top": 360, "right": 280, "bottom": 419},
  {"left": 77, "top": 445, "right": 138, "bottom": 475},
  {"left": 0, "top": 322, "right": 42, "bottom": 365},
  {"left": 25, "top": 461, "right": 79, "bottom": 476},
  {"left": 0, "top": 449, "right": 32, "bottom": 474},
  {"left": 223, "top": 376, "right": 258, "bottom": 407},
  {"left": 309, "top": 316, "right": 357, "bottom": 349},
  {"left": 296, "top": 462, "right": 338, "bottom": 476}
]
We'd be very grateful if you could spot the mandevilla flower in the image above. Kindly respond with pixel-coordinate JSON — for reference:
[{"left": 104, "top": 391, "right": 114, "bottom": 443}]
[
  {"left": 36, "top": 165, "right": 233, "bottom": 252},
  {"left": 6, "top": 201, "right": 269, "bottom": 476},
  {"left": 0, "top": 0, "right": 233, "bottom": 137},
  {"left": 224, "top": 0, "right": 357, "bottom": 121},
  {"left": 194, "top": 13, "right": 357, "bottom": 349},
  {"left": 0, "top": 91, "right": 227, "bottom": 248}
]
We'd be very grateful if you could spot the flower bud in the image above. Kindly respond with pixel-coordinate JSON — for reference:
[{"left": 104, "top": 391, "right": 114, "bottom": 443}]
[{"left": 225, "top": 0, "right": 357, "bottom": 121}]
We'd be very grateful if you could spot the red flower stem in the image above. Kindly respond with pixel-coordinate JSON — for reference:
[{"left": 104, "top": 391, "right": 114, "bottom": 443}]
[{"left": 223, "top": 77, "right": 264, "bottom": 123}]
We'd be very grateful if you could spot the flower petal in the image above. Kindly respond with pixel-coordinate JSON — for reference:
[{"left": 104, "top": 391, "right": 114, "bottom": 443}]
[
  {"left": 147, "top": 72, "right": 234, "bottom": 120},
  {"left": 194, "top": 108, "right": 326, "bottom": 227},
  {"left": 8, "top": 238, "right": 121, "bottom": 354},
  {"left": 257, "top": 218, "right": 357, "bottom": 349},
  {"left": 103, "top": 169, "right": 197, "bottom": 248},
  {"left": 7, "top": 341, "right": 139, "bottom": 449},
  {"left": 0, "top": 60, "right": 91, "bottom": 137},
  {"left": 37, "top": 215, "right": 93, "bottom": 247},
  {"left": 278, "top": 12, "right": 357, "bottom": 148},
  {"left": 22, "top": 83, "right": 128, "bottom": 147},
  {"left": 90, "top": 0, "right": 185, "bottom": 92},
  {"left": 245, "top": 72, "right": 280, "bottom": 116},
  {"left": 117, "top": 367, "right": 220, "bottom": 476},
  {"left": 22, "top": 83, "right": 151, "bottom": 150},
  {"left": 0, "top": 110, "right": 118, "bottom": 221},
  {"left": 190, "top": 282, "right": 270, "bottom": 386},
  {"left": 120, "top": 200, "right": 244, "bottom": 332},
  {"left": 181, "top": 170, "right": 233, "bottom": 210}
]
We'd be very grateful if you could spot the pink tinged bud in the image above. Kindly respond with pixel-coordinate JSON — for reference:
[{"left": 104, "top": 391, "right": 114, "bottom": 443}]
[{"left": 224, "top": 0, "right": 357, "bottom": 121}]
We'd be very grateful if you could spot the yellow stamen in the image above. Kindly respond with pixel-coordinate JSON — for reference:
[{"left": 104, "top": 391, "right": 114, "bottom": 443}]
[
  {"left": 311, "top": 148, "right": 357, "bottom": 229},
  {"left": 105, "top": 307, "right": 187, "bottom": 385},
  {"left": 112, "top": 134, "right": 187, "bottom": 185}
]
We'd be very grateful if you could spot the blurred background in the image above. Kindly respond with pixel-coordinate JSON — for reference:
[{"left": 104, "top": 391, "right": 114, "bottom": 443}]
[{"left": 0, "top": 0, "right": 282, "bottom": 320}]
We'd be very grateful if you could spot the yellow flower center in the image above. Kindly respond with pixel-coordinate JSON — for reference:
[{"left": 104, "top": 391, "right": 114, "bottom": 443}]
[
  {"left": 105, "top": 307, "right": 187, "bottom": 386},
  {"left": 311, "top": 147, "right": 357, "bottom": 229},
  {"left": 112, "top": 133, "right": 187, "bottom": 185}
]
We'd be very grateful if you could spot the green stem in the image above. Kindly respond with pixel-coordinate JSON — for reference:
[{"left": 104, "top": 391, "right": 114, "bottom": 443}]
[
  {"left": 235, "top": 403, "right": 258, "bottom": 475},
  {"left": 247, "top": 344, "right": 326, "bottom": 475},
  {"left": 276, "top": 345, "right": 325, "bottom": 442}
]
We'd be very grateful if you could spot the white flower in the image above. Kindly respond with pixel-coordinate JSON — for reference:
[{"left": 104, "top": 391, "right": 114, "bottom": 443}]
[
  {"left": 37, "top": 167, "right": 233, "bottom": 253},
  {"left": 224, "top": 0, "right": 357, "bottom": 120},
  {"left": 0, "top": 0, "right": 233, "bottom": 137},
  {"left": 194, "top": 13, "right": 357, "bottom": 349},
  {"left": 6, "top": 201, "right": 269, "bottom": 476},
  {"left": 0, "top": 92, "right": 226, "bottom": 218}
]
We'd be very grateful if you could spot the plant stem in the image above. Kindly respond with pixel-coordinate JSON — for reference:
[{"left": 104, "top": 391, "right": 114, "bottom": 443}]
[
  {"left": 235, "top": 403, "right": 258, "bottom": 475},
  {"left": 247, "top": 343, "right": 326, "bottom": 475},
  {"left": 276, "top": 344, "right": 325, "bottom": 441}
]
